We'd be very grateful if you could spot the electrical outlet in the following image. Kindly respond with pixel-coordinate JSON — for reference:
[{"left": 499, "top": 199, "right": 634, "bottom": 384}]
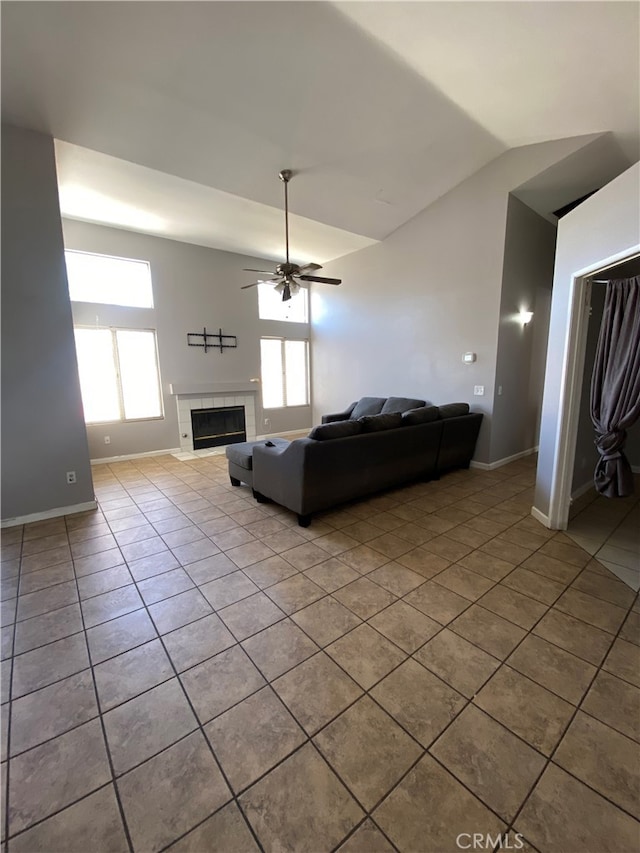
[
  {"left": 104, "top": 436, "right": 111, "bottom": 444},
  {"left": 66, "top": 471, "right": 77, "bottom": 484},
  {"left": 474, "top": 385, "right": 485, "bottom": 396},
  {"left": 497, "top": 385, "right": 503, "bottom": 396},
  {"left": 264, "top": 418, "right": 271, "bottom": 428}
]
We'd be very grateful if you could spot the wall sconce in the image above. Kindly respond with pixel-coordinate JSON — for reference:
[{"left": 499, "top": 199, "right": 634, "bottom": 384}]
[{"left": 518, "top": 310, "right": 534, "bottom": 326}]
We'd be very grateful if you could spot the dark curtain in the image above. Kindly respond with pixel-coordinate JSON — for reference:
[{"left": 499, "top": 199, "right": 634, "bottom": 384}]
[{"left": 590, "top": 275, "right": 640, "bottom": 497}]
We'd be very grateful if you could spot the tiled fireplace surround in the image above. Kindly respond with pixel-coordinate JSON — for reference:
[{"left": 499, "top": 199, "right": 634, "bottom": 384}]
[{"left": 173, "top": 386, "right": 257, "bottom": 454}]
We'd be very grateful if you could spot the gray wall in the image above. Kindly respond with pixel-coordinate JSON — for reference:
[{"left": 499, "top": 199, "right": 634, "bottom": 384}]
[
  {"left": 1, "top": 126, "right": 94, "bottom": 520},
  {"left": 313, "top": 136, "right": 590, "bottom": 465},
  {"left": 490, "top": 195, "right": 555, "bottom": 461},
  {"left": 535, "top": 161, "right": 640, "bottom": 521},
  {"left": 63, "top": 220, "right": 312, "bottom": 459}
]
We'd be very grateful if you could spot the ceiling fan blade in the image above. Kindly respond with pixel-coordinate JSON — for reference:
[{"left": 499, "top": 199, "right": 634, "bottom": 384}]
[
  {"left": 243, "top": 268, "right": 277, "bottom": 274},
  {"left": 298, "top": 275, "right": 342, "bottom": 285},
  {"left": 240, "top": 282, "right": 261, "bottom": 289},
  {"left": 296, "top": 263, "right": 322, "bottom": 275}
]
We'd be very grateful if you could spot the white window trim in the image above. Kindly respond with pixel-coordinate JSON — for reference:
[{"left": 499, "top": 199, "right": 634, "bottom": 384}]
[
  {"left": 260, "top": 336, "right": 310, "bottom": 409},
  {"left": 75, "top": 325, "right": 164, "bottom": 424}
]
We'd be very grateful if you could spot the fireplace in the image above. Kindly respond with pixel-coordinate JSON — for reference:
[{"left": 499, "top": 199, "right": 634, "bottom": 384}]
[{"left": 191, "top": 406, "right": 246, "bottom": 449}]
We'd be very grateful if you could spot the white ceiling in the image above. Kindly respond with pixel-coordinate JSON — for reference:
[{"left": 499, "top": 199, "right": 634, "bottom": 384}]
[{"left": 2, "top": 1, "right": 638, "bottom": 260}]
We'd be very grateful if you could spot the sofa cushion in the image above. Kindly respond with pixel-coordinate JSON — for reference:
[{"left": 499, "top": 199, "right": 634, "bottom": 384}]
[
  {"left": 351, "top": 397, "right": 387, "bottom": 419},
  {"left": 381, "top": 396, "right": 426, "bottom": 414},
  {"left": 358, "top": 412, "right": 403, "bottom": 432},
  {"left": 402, "top": 405, "right": 440, "bottom": 426},
  {"left": 308, "top": 420, "right": 362, "bottom": 441},
  {"left": 438, "top": 403, "right": 470, "bottom": 419}
]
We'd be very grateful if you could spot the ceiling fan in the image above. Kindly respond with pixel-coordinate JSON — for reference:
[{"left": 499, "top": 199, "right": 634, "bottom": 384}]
[{"left": 241, "top": 169, "right": 342, "bottom": 301}]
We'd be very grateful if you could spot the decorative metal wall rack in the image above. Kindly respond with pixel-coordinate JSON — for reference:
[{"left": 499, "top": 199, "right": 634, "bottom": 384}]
[{"left": 187, "top": 327, "right": 238, "bottom": 354}]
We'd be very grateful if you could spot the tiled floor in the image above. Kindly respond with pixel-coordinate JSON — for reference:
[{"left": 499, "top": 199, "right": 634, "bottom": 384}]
[
  {"left": 566, "top": 481, "right": 640, "bottom": 590},
  {"left": 1, "top": 454, "right": 639, "bottom": 852}
]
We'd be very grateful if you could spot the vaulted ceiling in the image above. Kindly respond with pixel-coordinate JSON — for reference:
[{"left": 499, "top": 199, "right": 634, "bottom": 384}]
[{"left": 2, "top": 1, "right": 638, "bottom": 262}]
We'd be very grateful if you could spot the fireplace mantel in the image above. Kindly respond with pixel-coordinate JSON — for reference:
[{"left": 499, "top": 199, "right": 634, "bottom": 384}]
[{"left": 169, "top": 381, "right": 258, "bottom": 395}]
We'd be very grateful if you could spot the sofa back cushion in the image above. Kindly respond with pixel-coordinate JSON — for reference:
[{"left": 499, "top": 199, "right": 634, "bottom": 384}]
[
  {"left": 358, "top": 412, "right": 403, "bottom": 432},
  {"left": 438, "top": 403, "right": 470, "bottom": 419},
  {"left": 308, "top": 420, "right": 363, "bottom": 441},
  {"left": 351, "top": 397, "right": 387, "bottom": 419},
  {"left": 381, "top": 396, "right": 426, "bottom": 414},
  {"left": 402, "top": 405, "right": 440, "bottom": 426}
]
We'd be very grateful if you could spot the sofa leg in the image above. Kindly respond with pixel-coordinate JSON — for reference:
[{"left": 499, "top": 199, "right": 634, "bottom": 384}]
[
  {"left": 253, "top": 490, "right": 269, "bottom": 503},
  {"left": 297, "top": 514, "right": 312, "bottom": 528},
  {"left": 230, "top": 476, "right": 241, "bottom": 487}
]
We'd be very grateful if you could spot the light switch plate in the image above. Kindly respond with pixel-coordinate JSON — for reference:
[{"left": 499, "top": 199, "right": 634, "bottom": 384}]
[{"left": 474, "top": 385, "right": 484, "bottom": 396}]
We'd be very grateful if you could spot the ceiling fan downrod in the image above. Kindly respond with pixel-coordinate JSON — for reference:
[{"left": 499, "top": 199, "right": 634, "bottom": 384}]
[{"left": 279, "top": 169, "right": 292, "bottom": 268}]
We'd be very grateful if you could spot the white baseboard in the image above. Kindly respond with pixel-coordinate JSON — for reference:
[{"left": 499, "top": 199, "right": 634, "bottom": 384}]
[
  {"left": 91, "top": 448, "right": 181, "bottom": 465},
  {"left": 530, "top": 505, "right": 552, "bottom": 529},
  {"left": 1, "top": 499, "right": 99, "bottom": 529},
  {"left": 632, "top": 464, "right": 640, "bottom": 474},
  {"left": 470, "top": 446, "right": 538, "bottom": 472}
]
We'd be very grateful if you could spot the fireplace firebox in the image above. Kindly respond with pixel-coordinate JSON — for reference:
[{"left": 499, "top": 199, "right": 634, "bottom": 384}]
[{"left": 191, "top": 406, "right": 246, "bottom": 449}]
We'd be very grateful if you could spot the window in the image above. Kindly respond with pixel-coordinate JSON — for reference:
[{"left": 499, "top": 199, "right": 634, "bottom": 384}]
[
  {"left": 74, "top": 327, "right": 163, "bottom": 423},
  {"left": 258, "top": 283, "right": 308, "bottom": 322},
  {"left": 260, "top": 338, "right": 309, "bottom": 408},
  {"left": 65, "top": 250, "right": 154, "bottom": 308}
]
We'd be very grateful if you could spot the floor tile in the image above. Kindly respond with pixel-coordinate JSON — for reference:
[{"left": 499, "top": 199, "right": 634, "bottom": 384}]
[
  {"left": 602, "top": 636, "right": 640, "bottom": 687},
  {"left": 554, "top": 710, "right": 640, "bottom": 818},
  {"left": 81, "top": 585, "right": 144, "bottom": 629},
  {"left": 180, "top": 644, "right": 266, "bottom": 723},
  {"left": 340, "top": 545, "right": 390, "bottom": 574},
  {"left": 474, "top": 666, "right": 574, "bottom": 755},
  {"left": 291, "top": 596, "right": 361, "bottom": 647},
  {"left": 571, "top": 569, "right": 636, "bottom": 609},
  {"left": 507, "top": 633, "right": 596, "bottom": 704},
  {"left": 171, "top": 538, "right": 221, "bottom": 566},
  {"left": 264, "top": 574, "right": 325, "bottom": 614},
  {"left": 620, "top": 610, "right": 640, "bottom": 646},
  {"left": 10, "top": 669, "right": 98, "bottom": 755},
  {"left": 137, "top": 567, "right": 195, "bottom": 605},
  {"left": 516, "top": 764, "right": 639, "bottom": 853},
  {"left": 239, "top": 743, "right": 364, "bottom": 853},
  {"left": 367, "top": 562, "right": 425, "bottom": 596},
  {"left": 333, "top": 577, "right": 397, "bottom": 620},
  {"left": 200, "top": 571, "right": 260, "bottom": 610},
  {"left": 314, "top": 695, "right": 422, "bottom": 810},
  {"left": 16, "top": 580, "right": 79, "bottom": 623},
  {"left": 11, "top": 633, "right": 89, "bottom": 698},
  {"left": 86, "top": 608, "right": 157, "bottom": 665},
  {"left": 521, "top": 552, "right": 582, "bottom": 585},
  {"left": 242, "top": 618, "right": 319, "bottom": 681},
  {"left": 501, "top": 566, "right": 565, "bottom": 605},
  {"left": 368, "top": 600, "right": 440, "bottom": 653},
  {"left": 456, "top": 549, "right": 515, "bottom": 581},
  {"left": 167, "top": 801, "right": 260, "bottom": 852},
  {"left": 76, "top": 564, "right": 134, "bottom": 600},
  {"left": 273, "top": 652, "right": 363, "bottom": 734},
  {"left": 371, "top": 658, "right": 466, "bottom": 747},
  {"left": 404, "top": 581, "right": 470, "bottom": 624},
  {"left": 118, "top": 731, "right": 231, "bottom": 853},
  {"left": 94, "top": 638, "right": 174, "bottom": 711},
  {"left": 326, "top": 624, "right": 406, "bottom": 690},
  {"left": 103, "top": 677, "right": 197, "bottom": 774},
  {"left": 478, "top": 584, "right": 547, "bottom": 630},
  {"left": 126, "top": 550, "right": 180, "bottom": 581},
  {"left": 554, "top": 588, "right": 628, "bottom": 635},
  {"left": 18, "top": 562, "right": 75, "bottom": 596},
  {"left": 450, "top": 604, "right": 526, "bottom": 658},
  {"left": 373, "top": 754, "right": 505, "bottom": 852},
  {"left": 218, "top": 592, "right": 286, "bottom": 640},
  {"left": 14, "top": 603, "right": 84, "bottom": 654},
  {"left": 8, "top": 718, "right": 110, "bottom": 835},
  {"left": 414, "top": 628, "right": 500, "bottom": 698},
  {"left": 243, "top": 554, "right": 299, "bottom": 589},
  {"left": 424, "top": 535, "right": 473, "bottom": 562},
  {"left": 337, "top": 818, "right": 395, "bottom": 853},
  {"left": 581, "top": 669, "right": 640, "bottom": 742},
  {"left": 148, "top": 588, "right": 213, "bottom": 634},
  {"left": 226, "top": 541, "right": 276, "bottom": 570},
  {"left": 205, "top": 686, "right": 305, "bottom": 792},
  {"left": 20, "top": 545, "right": 72, "bottom": 574},
  {"left": 532, "top": 607, "right": 613, "bottom": 666},
  {"left": 432, "top": 704, "right": 546, "bottom": 822},
  {"left": 163, "top": 613, "right": 235, "bottom": 672},
  {"left": 8, "top": 784, "right": 128, "bottom": 853}
]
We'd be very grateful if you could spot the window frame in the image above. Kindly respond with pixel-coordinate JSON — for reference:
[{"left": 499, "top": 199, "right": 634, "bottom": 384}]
[
  {"left": 65, "top": 249, "right": 155, "bottom": 309},
  {"left": 74, "top": 325, "right": 164, "bottom": 425},
  {"left": 260, "top": 336, "right": 310, "bottom": 410}
]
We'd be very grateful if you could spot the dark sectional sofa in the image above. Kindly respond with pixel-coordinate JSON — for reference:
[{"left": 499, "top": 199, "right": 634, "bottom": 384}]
[{"left": 249, "top": 396, "right": 483, "bottom": 526}]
